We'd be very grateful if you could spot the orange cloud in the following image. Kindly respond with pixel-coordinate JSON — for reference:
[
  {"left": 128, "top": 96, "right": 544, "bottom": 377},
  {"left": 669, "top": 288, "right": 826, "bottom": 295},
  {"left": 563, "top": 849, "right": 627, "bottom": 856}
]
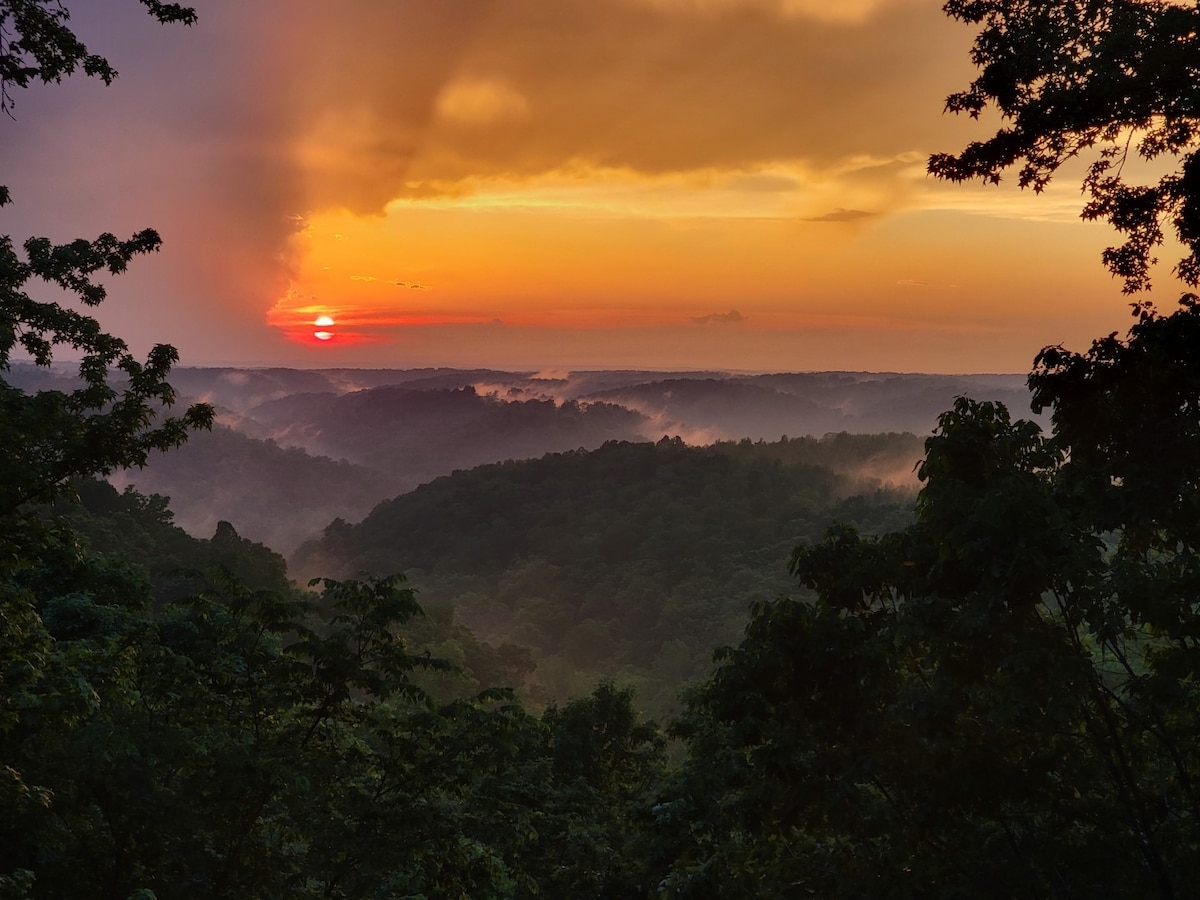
[
  {"left": 435, "top": 78, "right": 530, "bottom": 125},
  {"left": 632, "top": 0, "right": 922, "bottom": 25},
  {"left": 278, "top": 0, "right": 969, "bottom": 215}
]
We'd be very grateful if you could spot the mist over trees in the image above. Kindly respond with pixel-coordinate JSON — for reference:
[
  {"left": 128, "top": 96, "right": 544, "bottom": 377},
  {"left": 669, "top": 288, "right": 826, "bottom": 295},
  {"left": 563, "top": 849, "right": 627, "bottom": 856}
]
[
  {"left": 108, "top": 424, "right": 405, "bottom": 555},
  {"left": 109, "top": 365, "right": 1024, "bottom": 553}
]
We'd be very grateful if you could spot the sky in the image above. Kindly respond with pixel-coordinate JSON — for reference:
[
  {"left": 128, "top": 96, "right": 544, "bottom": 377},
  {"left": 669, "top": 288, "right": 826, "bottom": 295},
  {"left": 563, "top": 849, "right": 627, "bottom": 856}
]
[{"left": 0, "top": 0, "right": 1153, "bottom": 373}]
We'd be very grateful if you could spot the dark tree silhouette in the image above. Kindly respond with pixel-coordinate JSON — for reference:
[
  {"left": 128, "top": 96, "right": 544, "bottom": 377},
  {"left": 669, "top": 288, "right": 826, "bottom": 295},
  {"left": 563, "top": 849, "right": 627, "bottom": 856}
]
[{"left": 930, "top": 0, "right": 1200, "bottom": 292}]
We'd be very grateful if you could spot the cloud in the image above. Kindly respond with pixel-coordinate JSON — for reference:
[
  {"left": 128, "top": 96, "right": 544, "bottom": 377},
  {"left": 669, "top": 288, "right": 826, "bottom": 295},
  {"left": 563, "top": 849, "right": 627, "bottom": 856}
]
[
  {"left": 276, "top": 0, "right": 966, "bottom": 213},
  {"left": 375, "top": 158, "right": 919, "bottom": 224},
  {"left": 693, "top": 310, "right": 747, "bottom": 324},
  {"left": 723, "top": 172, "right": 802, "bottom": 193},
  {"left": 436, "top": 78, "right": 530, "bottom": 125},
  {"left": 804, "top": 207, "right": 878, "bottom": 223},
  {"left": 631, "top": 0, "right": 918, "bottom": 25}
]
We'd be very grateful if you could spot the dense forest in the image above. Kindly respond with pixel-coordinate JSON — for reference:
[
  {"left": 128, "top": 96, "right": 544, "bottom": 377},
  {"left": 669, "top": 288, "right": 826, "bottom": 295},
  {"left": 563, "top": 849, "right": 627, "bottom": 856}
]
[
  {"left": 11, "top": 1, "right": 1200, "bottom": 898},
  {"left": 293, "top": 433, "right": 918, "bottom": 713}
]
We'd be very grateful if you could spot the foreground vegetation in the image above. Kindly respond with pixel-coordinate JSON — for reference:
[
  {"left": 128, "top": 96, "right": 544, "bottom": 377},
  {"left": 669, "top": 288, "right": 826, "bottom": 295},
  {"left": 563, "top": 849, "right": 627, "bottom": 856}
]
[{"left": 12, "top": 299, "right": 1200, "bottom": 897}]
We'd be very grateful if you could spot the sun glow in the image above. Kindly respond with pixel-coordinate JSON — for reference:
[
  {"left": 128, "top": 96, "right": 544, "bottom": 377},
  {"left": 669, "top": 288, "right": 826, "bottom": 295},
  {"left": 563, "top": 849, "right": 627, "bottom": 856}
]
[{"left": 314, "top": 315, "right": 335, "bottom": 326}]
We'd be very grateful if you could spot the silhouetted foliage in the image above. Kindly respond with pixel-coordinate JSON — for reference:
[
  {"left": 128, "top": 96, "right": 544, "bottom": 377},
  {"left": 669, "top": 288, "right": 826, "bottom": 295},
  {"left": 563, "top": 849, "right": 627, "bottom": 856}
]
[
  {"left": 660, "top": 302, "right": 1200, "bottom": 897},
  {"left": 931, "top": 0, "right": 1200, "bottom": 291},
  {"left": 0, "top": 1, "right": 196, "bottom": 116},
  {"left": 0, "top": 227, "right": 213, "bottom": 513},
  {"left": 0, "top": 0, "right": 212, "bottom": 520}
]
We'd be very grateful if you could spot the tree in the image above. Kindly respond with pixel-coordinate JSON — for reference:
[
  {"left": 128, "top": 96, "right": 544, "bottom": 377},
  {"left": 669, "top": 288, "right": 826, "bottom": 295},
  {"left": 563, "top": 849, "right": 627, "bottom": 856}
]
[
  {"left": 0, "top": 1, "right": 196, "bottom": 118},
  {"left": 929, "top": 0, "right": 1200, "bottom": 292},
  {"left": 0, "top": 233, "right": 214, "bottom": 514},
  {"left": 1, "top": 0, "right": 211, "bottom": 517},
  {"left": 662, "top": 7, "right": 1200, "bottom": 872},
  {"left": 661, "top": 375, "right": 1200, "bottom": 896},
  {"left": 0, "top": 566, "right": 453, "bottom": 899},
  {"left": 0, "top": 5, "right": 211, "bottom": 894}
]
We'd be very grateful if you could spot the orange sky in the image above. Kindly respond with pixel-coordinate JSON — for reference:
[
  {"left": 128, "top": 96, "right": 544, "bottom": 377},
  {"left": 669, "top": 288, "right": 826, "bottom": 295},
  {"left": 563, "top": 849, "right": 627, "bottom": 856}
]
[{"left": 0, "top": 0, "right": 1155, "bottom": 373}]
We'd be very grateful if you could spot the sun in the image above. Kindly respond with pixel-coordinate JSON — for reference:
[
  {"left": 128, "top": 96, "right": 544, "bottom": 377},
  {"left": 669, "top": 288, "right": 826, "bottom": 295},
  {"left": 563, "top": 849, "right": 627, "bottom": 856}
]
[{"left": 312, "top": 314, "right": 336, "bottom": 341}]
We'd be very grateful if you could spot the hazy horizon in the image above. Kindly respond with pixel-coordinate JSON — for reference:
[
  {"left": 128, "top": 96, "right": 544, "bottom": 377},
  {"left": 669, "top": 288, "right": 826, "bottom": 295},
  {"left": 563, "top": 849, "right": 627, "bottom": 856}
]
[{"left": 25, "top": 358, "right": 1030, "bottom": 378}]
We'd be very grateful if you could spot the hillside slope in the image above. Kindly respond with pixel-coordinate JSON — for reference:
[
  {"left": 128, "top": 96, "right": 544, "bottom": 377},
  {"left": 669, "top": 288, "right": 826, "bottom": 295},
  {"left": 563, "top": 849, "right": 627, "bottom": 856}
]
[{"left": 293, "top": 434, "right": 920, "bottom": 711}]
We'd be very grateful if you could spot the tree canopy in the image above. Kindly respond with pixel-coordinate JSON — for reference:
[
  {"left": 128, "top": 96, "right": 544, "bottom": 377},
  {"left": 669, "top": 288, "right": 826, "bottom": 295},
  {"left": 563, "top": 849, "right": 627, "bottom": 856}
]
[
  {"left": 0, "top": 1, "right": 196, "bottom": 117},
  {"left": 662, "top": 301, "right": 1200, "bottom": 895},
  {"left": 648, "top": 4, "right": 1200, "bottom": 895},
  {"left": 930, "top": 0, "right": 1200, "bottom": 291},
  {"left": 1, "top": 0, "right": 211, "bottom": 521}
]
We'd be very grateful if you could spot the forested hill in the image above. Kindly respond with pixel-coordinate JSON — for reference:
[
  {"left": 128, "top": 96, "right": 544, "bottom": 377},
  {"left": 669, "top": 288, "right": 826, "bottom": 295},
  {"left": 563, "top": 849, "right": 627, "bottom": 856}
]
[
  {"left": 244, "top": 385, "right": 648, "bottom": 480},
  {"left": 46, "top": 479, "right": 291, "bottom": 604},
  {"left": 293, "top": 433, "right": 920, "bottom": 711},
  {"left": 108, "top": 424, "right": 406, "bottom": 555}
]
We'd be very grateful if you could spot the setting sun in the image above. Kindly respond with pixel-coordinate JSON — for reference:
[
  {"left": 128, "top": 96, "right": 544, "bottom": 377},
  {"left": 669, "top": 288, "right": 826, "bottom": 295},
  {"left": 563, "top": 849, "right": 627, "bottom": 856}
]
[{"left": 314, "top": 315, "right": 335, "bottom": 327}]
